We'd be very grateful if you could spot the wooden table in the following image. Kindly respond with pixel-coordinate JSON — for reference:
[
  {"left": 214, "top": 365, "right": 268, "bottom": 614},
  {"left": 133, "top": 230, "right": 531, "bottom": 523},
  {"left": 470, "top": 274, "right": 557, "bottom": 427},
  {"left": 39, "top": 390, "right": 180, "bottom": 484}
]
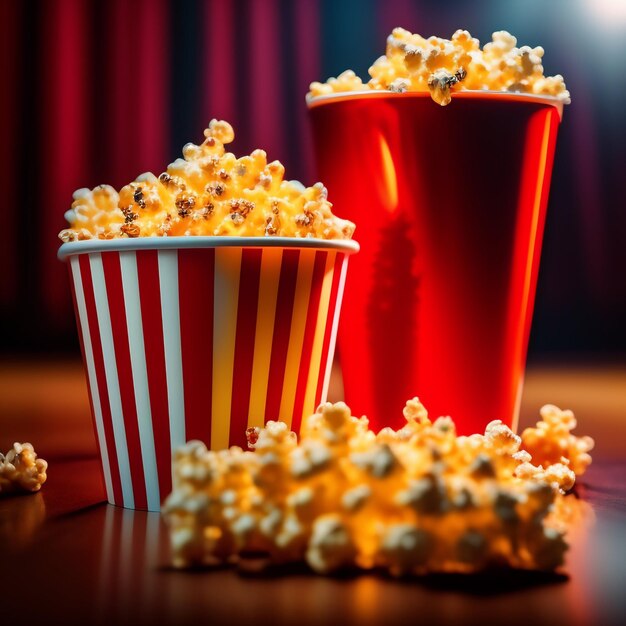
[{"left": 1, "top": 360, "right": 625, "bottom": 625}]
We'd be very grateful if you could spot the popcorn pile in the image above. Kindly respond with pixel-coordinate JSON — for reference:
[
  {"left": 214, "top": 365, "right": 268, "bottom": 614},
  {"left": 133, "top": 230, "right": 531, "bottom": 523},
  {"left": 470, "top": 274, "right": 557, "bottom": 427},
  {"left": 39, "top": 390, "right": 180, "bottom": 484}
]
[
  {"left": 162, "top": 400, "right": 593, "bottom": 575},
  {"left": 58, "top": 120, "right": 355, "bottom": 242},
  {"left": 0, "top": 443, "right": 48, "bottom": 495},
  {"left": 309, "top": 29, "right": 570, "bottom": 106}
]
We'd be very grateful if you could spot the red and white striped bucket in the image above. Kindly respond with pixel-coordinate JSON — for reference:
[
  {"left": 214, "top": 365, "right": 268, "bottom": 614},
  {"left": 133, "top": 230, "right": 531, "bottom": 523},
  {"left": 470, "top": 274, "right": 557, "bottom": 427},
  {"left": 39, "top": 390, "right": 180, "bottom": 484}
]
[{"left": 59, "top": 237, "right": 359, "bottom": 510}]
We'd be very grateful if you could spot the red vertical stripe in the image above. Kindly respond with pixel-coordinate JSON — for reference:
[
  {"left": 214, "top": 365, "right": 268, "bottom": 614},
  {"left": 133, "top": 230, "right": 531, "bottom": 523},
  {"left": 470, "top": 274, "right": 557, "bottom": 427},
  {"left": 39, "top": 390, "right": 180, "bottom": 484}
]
[
  {"left": 41, "top": 0, "right": 90, "bottom": 324},
  {"left": 250, "top": 0, "right": 285, "bottom": 161},
  {"left": 315, "top": 253, "right": 345, "bottom": 406},
  {"left": 229, "top": 249, "right": 264, "bottom": 447},
  {"left": 294, "top": 0, "right": 321, "bottom": 182},
  {"left": 0, "top": 0, "right": 20, "bottom": 307},
  {"left": 135, "top": 250, "right": 172, "bottom": 501},
  {"left": 178, "top": 248, "right": 216, "bottom": 446},
  {"left": 102, "top": 252, "right": 148, "bottom": 510},
  {"left": 108, "top": 0, "right": 135, "bottom": 187},
  {"left": 68, "top": 264, "right": 105, "bottom": 482},
  {"left": 291, "top": 251, "right": 328, "bottom": 433},
  {"left": 137, "top": 0, "right": 169, "bottom": 174},
  {"left": 79, "top": 255, "right": 124, "bottom": 506},
  {"left": 205, "top": 0, "right": 236, "bottom": 124},
  {"left": 264, "top": 250, "right": 300, "bottom": 420}
]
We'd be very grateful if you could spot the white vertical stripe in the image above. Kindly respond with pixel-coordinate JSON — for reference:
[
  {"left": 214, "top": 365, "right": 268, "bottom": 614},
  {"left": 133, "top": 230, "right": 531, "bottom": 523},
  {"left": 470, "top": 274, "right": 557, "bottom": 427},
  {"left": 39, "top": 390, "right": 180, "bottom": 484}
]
[
  {"left": 71, "top": 257, "right": 114, "bottom": 504},
  {"left": 158, "top": 250, "right": 186, "bottom": 454},
  {"left": 120, "top": 251, "right": 161, "bottom": 511},
  {"left": 90, "top": 253, "right": 135, "bottom": 509},
  {"left": 321, "top": 255, "right": 349, "bottom": 402}
]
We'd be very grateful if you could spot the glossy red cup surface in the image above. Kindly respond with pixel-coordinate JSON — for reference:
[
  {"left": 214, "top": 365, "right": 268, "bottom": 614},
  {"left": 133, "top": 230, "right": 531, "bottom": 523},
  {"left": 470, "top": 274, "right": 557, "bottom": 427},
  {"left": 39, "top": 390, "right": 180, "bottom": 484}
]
[{"left": 309, "top": 91, "right": 562, "bottom": 434}]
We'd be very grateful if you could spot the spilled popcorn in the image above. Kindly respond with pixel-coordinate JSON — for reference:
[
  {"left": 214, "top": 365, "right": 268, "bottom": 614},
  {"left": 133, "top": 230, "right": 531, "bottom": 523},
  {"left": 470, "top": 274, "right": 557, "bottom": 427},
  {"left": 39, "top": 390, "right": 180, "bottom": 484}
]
[
  {"left": 162, "top": 400, "right": 593, "bottom": 575},
  {"left": 0, "top": 443, "right": 48, "bottom": 495},
  {"left": 58, "top": 120, "right": 354, "bottom": 242},
  {"left": 308, "top": 29, "right": 570, "bottom": 106},
  {"left": 521, "top": 404, "right": 594, "bottom": 478}
]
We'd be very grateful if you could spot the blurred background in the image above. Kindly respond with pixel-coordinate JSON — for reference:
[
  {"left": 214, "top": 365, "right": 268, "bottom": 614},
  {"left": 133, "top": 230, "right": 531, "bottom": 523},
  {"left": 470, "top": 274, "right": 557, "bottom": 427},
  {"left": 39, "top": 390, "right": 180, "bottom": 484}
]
[
  {"left": 0, "top": 0, "right": 624, "bottom": 457},
  {"left": 1, "top": 0, "right": 625, "bottom": 357}
]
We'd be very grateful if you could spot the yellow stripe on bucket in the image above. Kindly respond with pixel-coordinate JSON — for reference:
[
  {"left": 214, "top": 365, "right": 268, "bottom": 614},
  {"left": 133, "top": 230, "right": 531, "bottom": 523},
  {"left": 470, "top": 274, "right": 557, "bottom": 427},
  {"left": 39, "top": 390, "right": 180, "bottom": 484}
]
[
  {"left": 278, "top": 249, "right": 315, "bottom": 428},
  {"left": 301, "top": 251, "right": 336, "bottom": 426},
  {"left": 247, "top": 248, "right": 282, "bottom": 429},
  {"left": 211, "top": 247, "right": 242, "bottom": 450}
]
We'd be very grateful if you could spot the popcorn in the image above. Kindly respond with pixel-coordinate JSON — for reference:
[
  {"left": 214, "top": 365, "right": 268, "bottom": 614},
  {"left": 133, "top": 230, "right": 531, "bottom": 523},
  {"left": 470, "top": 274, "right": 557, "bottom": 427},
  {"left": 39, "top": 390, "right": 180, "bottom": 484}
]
[
  {"left": 307, "top": 70, "right": 367, "bottom": 99},
  {"left": 427, "top": 67, "right": 467, "bottom": 106},
  {"left": 306, "top": 515, "right": 357, "bottom": 574},
  {"left": 59, "top": 120, "right": 355, "bottom": 242},
  {"left": 308, "top": 28, "right": 570, "bottom": 106},
  {"left": 379, "top": 524, "right": 433, "bottom": 575},
  {"left": 163, "top": 400, "right": 593, "bottom": 575},
  {"left": 0, "top": 443, "right": 48, "bottom": 495},
  {"left": 521, "top": 404, "right": 594, "bottom": 477}
]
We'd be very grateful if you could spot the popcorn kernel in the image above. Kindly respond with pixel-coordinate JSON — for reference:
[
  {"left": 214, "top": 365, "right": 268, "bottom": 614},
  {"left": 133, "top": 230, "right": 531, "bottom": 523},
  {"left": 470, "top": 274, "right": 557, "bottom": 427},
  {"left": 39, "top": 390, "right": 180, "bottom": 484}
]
[
  {"left": 521, "top": 404, "right": 594, "bottom": 477},
  {"left": 0, "top": 443, "right": 48, "bottom": 495}
]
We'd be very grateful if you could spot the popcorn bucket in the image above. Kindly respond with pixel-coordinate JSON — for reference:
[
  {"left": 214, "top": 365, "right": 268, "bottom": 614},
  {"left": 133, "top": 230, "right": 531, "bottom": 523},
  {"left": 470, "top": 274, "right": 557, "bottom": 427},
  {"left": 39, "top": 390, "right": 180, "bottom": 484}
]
[
  {"left": 309, "top": 91, "right": 563, "bottom": 435},
  {"left": 59, "top": 237, "right": 358, "bottom": 510}
]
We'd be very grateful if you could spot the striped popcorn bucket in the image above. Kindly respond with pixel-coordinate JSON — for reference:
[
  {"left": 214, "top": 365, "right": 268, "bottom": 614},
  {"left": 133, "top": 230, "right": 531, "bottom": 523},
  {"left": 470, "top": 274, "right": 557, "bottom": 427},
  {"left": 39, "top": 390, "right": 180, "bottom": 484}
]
[{"left": 58, "top": 237, "right": 359, "bottom": 511}]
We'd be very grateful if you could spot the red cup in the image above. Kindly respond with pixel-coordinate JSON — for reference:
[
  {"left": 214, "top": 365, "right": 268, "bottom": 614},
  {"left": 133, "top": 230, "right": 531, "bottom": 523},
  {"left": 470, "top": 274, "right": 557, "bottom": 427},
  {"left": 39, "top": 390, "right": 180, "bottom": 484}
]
[
  {"left": 59, "top": 237, "right": 358, "bottom": 509},
  {"left": 309, "top": 91, "right": 563, "bottom": 435}
]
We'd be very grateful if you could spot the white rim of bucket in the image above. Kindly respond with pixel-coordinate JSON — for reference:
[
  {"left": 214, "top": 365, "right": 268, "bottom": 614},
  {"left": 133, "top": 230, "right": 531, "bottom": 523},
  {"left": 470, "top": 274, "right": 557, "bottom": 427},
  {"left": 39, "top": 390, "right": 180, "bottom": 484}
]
[{"left": 58, "top": 236, "right": 360, "bottom": 261}]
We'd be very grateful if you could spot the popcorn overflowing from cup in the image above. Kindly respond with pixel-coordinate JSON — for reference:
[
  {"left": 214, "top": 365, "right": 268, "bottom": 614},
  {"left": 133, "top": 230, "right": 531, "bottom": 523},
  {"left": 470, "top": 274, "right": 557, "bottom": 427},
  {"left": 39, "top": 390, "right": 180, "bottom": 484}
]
[
  {"left": 58, "top": 120, "right": 355, "bottom": 243},
  {"left": 308, "top": 28, "right": 570, "bottom": 106},
  {"left": 162, "top": 399, "right": 593, "bottom": 575},
  {"left": 0, "top": 443, "right": 48, "bottom": 495}
]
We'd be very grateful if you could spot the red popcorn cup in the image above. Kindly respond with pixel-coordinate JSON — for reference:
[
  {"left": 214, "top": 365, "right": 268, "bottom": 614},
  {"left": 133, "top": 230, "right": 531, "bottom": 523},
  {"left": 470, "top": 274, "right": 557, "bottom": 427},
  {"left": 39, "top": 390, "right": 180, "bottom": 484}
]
[
  {"left": 308, "top": 91, "right": 563, "bottom": 436},
  {"left": 59, "top": 237, "right": 358, "bottom": 510}
]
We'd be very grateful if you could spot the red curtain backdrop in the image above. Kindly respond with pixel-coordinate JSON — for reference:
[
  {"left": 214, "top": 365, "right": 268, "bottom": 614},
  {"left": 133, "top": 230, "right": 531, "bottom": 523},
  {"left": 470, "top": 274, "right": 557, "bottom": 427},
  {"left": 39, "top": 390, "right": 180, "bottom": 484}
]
[
  {"left": 0, "top": 0, "right": 624, "bottom": 354},
  {"left": 1, "top": 0, "right": 324, "bottom": 349},
  {"left": 0, "top": 0, "right": 20, "bottom": 313}
]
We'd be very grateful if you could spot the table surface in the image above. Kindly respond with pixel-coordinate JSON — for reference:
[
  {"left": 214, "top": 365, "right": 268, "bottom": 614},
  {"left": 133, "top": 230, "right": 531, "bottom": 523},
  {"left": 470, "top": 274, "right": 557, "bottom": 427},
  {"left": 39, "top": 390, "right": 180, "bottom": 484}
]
[{"left": 0, "top": 360, "right": 625, "bottom": 626}]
